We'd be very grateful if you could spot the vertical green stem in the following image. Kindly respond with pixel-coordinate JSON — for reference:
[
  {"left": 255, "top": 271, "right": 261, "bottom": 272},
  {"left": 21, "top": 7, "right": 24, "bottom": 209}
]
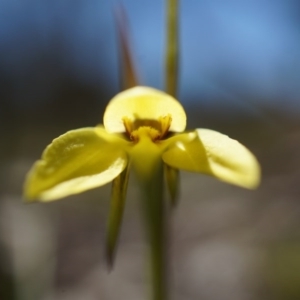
[
  {"left": 165, "top": 0, "right": 180, "bottom": 205},
  {"left": 165, "top": 0, "right": 178, "bottom": 97},
  {"left": 141, "top": 162, "right": 168, "bottom": 300}
]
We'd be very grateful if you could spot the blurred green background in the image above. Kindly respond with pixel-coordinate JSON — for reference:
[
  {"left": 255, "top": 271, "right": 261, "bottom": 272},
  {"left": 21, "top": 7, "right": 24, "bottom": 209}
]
[{"left": 1, "top": 1, "right": 300, "bottom": 299}]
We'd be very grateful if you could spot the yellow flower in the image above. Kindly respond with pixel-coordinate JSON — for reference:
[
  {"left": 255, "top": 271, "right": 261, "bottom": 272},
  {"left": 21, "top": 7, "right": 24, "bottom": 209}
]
[{"left": 24, "top": 86, "right": 260, "bottom": 202}]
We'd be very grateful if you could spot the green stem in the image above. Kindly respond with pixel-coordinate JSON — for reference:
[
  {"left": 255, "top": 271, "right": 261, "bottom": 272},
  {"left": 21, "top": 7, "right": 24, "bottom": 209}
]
[
  {"left": 165, "top": 0, "right": 178, "bottom": 97},
  {"left": 141, "top": 162, "right": 168, "bottom": 300},
  {"left": 165, "top": 0, "right": 180, "bottom": 206}
]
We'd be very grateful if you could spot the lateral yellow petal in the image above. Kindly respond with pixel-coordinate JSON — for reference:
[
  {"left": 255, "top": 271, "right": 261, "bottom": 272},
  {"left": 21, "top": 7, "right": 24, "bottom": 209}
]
[
  {"left": 103, "top": 86, "right": 186, "bottom": 133},
  {"left": 162, "top": 129, "right": 260, "bottom": 189},
  {"left": 24, "top": 128, "right": 128, "bottom": 201}
]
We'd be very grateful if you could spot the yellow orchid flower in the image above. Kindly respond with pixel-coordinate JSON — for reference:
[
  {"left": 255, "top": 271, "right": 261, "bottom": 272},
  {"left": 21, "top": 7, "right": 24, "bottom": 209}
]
[
  {"left": 22, "top": 2, "right": 260, "bottom": 300},
  {"left": 24, "top": 85, "right": 260, "bottom": 202}
]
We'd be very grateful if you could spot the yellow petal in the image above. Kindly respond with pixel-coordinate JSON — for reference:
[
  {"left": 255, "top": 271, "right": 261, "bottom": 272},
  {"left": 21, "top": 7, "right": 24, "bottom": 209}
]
[
  {"left": 24, "top": 128, "right": 128, "bottom": 201},
  {"left": 103, "top": 86, "right": 186, "bottom": 133},
  {"left": 162, "top": 129, "right": 260, "bottom": 189}
]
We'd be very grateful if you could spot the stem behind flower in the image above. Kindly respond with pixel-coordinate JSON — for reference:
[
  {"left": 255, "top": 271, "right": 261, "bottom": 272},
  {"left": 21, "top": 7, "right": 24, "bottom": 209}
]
[
  {"left": 141, "top": 161, "right": 168, "bottom": 300},
  {"left": 165, "top": 0, "right": 178, "bottom": 97}
]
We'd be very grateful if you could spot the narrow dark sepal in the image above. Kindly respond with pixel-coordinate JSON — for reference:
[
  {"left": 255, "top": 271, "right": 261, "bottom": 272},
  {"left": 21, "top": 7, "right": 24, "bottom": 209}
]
[
  {"left": 114, "top": 4, "right": 139, "bottom": 90},
  {"left": 164, "top": 164, "right": 180, "bottom": 207},
  {"left": 105, "top": 166, "right": 130, "bottom": 269}
]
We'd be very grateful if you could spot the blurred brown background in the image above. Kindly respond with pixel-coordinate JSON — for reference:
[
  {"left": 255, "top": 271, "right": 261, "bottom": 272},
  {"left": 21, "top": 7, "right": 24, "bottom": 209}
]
[{"left": 1, "top": 1, "right": 300, "bottom": 299}]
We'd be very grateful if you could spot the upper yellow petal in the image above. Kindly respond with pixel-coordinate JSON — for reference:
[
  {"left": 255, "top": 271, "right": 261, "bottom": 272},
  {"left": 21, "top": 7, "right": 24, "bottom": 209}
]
[
  {"left": 103, "top": 86, "right": 186, "bottom": 133},
  {"left": 24, "top": 127, "right": 128, "bottom": 201},
  {"left": 162, "top": 129, "right": 260, "bottom": 189}
]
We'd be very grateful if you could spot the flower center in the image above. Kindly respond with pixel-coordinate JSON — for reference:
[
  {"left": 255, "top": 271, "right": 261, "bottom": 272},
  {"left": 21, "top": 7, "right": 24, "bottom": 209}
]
[{"left": 122, "top": 115, "right": 172, "bottom": 142}]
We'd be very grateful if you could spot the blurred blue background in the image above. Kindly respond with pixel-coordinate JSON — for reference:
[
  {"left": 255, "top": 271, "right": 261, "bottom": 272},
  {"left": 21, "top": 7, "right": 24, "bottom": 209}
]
[
  {"left": 1, "top": 0, "right": 300, "bottom": 116},
  {"left": 1, "top": 1, "right": 300, "bottom": 300}
]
